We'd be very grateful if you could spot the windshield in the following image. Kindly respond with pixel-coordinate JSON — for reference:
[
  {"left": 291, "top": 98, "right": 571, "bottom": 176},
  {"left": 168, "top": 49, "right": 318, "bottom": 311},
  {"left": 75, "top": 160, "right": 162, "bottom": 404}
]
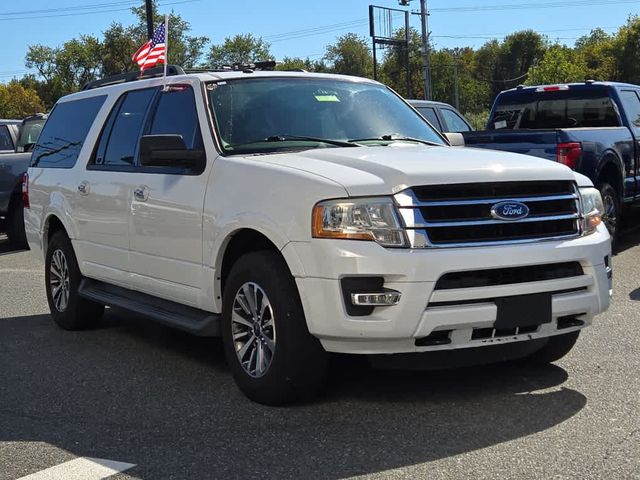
[
  {"left": 491, "top": 88, "right": 620, "bottom": 130},
  {"left": 17, "top": 118, "right": 45, "bottom": 149},
  {"left": 207, "top": 77, "right": 445, "bottom": 154}
]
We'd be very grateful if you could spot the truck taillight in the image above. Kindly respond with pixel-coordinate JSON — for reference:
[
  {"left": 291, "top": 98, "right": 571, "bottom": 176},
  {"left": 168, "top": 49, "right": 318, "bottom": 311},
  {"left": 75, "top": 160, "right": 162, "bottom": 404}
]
[
  {"left": 557, "top": 142, "right": 582, "bottom": 170},
  {"left": 22, "top": 172, "right": 30, "bottom": 209}
]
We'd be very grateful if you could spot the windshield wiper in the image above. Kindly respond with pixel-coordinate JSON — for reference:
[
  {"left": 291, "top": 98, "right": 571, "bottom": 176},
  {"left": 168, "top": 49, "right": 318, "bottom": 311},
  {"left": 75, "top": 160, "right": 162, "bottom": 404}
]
[
  {"left": 230, "top": 134, "right": 360, "bottom": 148},
  {"left": 348, "top": 134, "right": 442, "bottom": 146},
  {"left": 264, "top": 134, "right": 360, "bottom": 148}
]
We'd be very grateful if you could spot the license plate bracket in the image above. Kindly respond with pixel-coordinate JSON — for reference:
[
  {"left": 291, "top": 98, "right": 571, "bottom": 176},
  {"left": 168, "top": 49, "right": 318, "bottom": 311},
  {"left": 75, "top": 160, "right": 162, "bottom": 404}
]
[{"left": 495, "top": 293, "right": 552, "bottom": 329}]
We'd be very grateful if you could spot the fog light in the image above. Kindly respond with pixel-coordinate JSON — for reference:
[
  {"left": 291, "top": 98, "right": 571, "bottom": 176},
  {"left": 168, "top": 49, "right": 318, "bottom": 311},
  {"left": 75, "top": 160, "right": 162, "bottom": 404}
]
[{"left": 351, "top": 291, "right": 401, "bottom": 306}]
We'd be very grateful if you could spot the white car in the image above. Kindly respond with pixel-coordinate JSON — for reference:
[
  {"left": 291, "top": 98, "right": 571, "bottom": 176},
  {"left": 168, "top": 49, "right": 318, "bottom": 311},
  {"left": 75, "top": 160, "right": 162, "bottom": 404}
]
[{"left": 24, "top": 66, "right": 612, "bottom": 404}]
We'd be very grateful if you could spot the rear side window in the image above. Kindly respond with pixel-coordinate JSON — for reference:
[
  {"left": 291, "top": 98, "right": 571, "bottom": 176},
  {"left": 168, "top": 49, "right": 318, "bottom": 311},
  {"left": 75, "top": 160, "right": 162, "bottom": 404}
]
[
  {"left": 31, "top": 95, "right": 106, "bottom": 168},
  {"left": 441, "top": 109, "right": 471, "bottom": 132},
  {"left": 491, "top": 89, "right": 620, "bottom": 130},
  {"left": 95, "top": 88, "right": 156, "bottom": 167},
  {"left": 0, "top": 125, "right": 13, "bottom": 150},
  {"left": 620, "top": 90, "right": 640, "bottom": 128},
  {"left": 416, "top": 107, "right": 442, "bottom": 131},
  {"left": 150, "top": 86, "right": 203, "bottom": 149}
]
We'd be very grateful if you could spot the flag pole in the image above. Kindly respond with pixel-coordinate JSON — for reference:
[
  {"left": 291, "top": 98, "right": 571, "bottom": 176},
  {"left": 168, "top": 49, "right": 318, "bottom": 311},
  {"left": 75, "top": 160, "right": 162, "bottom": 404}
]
[{"left": 163, "top": 14, "right": 169, "bottom": 91}]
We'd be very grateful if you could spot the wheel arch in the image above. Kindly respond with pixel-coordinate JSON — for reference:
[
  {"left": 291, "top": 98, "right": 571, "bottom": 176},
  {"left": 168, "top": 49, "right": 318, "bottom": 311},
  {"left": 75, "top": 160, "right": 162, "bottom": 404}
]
[
  {"left": 42, "top": 214, "right": 70, "bottom": 255},
  {"left": 595, "top": 152, "right": 624, "bottom": 200},
  {"left": 214, "top": 228, "right": 303, "bottom": 311}
]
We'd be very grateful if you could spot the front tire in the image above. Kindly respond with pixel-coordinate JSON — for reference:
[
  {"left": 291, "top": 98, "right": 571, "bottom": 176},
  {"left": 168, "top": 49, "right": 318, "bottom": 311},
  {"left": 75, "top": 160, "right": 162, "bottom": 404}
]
[
  {"left": 522, "top": 331, "right": 580, "bottom": 365},
  {"left": 597, "top": 181, "right": 620, "bottom": 241},
  {"left": 45, "top": 230, "right": 104, "bottom": 330},
  {"left": 221, "top": 251, "right": 328, "bottom": 405}
]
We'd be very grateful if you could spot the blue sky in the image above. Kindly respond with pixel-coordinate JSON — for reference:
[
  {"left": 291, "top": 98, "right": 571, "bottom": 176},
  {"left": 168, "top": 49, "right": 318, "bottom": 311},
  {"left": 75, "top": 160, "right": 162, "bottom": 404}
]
[{"left": 0, "top": 0, "right": 636, "bottom": 81}]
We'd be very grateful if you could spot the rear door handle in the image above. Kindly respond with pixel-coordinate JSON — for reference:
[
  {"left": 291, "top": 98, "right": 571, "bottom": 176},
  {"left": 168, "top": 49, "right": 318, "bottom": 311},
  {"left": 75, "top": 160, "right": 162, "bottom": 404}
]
[
  {"left": 77, "top": 181, "right": 89, "bottom": 195},
  {"left": 134, "top": 185, "right": 149, "bottom": 202}
]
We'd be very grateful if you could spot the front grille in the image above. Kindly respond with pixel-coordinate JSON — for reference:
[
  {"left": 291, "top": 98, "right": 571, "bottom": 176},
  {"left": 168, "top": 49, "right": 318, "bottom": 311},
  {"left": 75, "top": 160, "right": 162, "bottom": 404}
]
[
  {"left": 396, "top": 181, "right": 581, "bottom": 247},
  {"left": 435, "top": 262, "right": 584, "bottom": 290}
]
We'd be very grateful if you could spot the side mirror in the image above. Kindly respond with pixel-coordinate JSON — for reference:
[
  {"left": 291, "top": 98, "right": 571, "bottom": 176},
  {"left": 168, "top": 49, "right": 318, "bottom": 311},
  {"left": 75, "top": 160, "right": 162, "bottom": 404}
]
[
  {"left": 139, "top": 134, "right": 205, "bottom": 171},
  {"left": 443, "top": 132, "right": 465, "bottom": 147}
]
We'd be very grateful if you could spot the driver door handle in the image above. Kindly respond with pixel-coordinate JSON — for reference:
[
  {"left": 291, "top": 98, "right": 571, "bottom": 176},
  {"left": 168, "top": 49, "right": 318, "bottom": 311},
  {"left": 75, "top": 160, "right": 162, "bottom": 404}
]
[{"left": 134, "top": 185, "right": 149, "bottom": 202}]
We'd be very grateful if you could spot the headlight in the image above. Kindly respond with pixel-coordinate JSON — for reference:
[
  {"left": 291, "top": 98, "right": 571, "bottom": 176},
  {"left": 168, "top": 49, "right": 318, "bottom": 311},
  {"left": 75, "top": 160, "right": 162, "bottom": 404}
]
[
  {"left": 580, "top": 187, "right": 604, "bottom": 235},
  {"left": 312, "top": 197, "right": 407, "bottom": 247}
]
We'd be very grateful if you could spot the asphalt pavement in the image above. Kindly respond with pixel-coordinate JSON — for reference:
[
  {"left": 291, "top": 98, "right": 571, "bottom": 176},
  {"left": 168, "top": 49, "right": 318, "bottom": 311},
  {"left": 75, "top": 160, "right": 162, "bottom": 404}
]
[{"left": 1, "top": 216, "right": 640, "bottom": 479}]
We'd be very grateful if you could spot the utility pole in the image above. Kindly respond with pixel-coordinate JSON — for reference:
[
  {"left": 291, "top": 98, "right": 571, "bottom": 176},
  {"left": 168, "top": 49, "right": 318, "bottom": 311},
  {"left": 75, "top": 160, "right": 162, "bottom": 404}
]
[
  {"left": 453, "top": 60, "right": 460, "bottom": 110},
  {"left": 145, "top": 0, "right": 154, "bottom": 39},
  {"left": 419, "top": 0, "right": 432, "bottom": 100}
]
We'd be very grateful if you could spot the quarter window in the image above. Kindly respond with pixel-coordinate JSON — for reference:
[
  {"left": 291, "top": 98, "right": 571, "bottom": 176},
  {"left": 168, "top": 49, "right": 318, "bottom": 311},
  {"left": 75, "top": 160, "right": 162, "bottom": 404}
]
[
  {"left": 0, "top": 126, "right": 13, "bottom": 150},
  {"left": 31, "top": 95, "right": 106, "bottom": 168}
]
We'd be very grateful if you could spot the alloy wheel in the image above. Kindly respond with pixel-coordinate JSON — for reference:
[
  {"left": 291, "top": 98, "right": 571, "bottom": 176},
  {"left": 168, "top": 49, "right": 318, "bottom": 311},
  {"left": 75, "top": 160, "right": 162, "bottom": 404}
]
[
  {"left": 231, "top": 282, "right": 276, "bottom": 378},
  {"left": 49, "top": 249, "right": 70, "bottom": 312}
]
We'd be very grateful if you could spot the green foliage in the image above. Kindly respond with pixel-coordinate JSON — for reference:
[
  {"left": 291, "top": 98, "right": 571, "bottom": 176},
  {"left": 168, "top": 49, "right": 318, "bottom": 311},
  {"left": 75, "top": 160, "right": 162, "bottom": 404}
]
[
  {"left": 527, "top": 45, "right": 589, "bottom": 85},
  {"left": 613, "top": 16, "right": 640, "bottom": 84},
  {"left": 324, "top": 33, "right": 373, "bottom": 78},
  {"left": 208, "top": 34, "right": 273, "bottom": 67},
  {"left": 0, "top": 81, "right": 44, "bottom": 118},
  {"left": 275, "top": 57, "right": 330, "bottom": 72}
]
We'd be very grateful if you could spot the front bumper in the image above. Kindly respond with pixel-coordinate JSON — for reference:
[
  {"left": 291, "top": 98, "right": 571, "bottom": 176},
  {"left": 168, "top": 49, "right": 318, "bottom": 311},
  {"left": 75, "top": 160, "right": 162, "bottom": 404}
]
[{"left": 284, "top": 224, "right": 611, "bottom": 354}]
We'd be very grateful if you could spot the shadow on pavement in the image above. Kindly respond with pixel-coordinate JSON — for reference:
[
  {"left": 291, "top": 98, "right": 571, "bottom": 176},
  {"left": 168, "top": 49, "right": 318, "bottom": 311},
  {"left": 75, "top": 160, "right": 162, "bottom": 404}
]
[
  {"left": 0, "top": 236, "right": 26, "bottom": 257},
  {"left": 0, "top": 309, "right": 585, "bottom": 479}
]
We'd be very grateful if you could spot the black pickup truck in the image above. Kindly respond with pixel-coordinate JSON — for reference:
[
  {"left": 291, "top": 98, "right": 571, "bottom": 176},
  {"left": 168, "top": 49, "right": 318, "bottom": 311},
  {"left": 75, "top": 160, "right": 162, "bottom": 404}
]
[
  {"left": 0, "top": 114, "right": 47, "bottom": 247},
  {"left": 463, "top": 81, "right": 640, "bottom": 238}
]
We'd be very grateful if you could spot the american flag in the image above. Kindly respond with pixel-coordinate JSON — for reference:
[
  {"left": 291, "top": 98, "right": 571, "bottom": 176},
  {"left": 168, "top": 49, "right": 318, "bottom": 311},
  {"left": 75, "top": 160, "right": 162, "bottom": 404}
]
[{"left": 132, "top": 23, "right": 166, "bottom": 72}]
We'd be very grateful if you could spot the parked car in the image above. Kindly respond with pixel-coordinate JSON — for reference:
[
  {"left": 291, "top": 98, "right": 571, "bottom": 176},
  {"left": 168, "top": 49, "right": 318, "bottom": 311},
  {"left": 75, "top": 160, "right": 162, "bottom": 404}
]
[
  {"left": 0, "top": 115, "right": 47, "bottom": 246},
  {"left": 463, "top": 81, "right": 640, "bottom": 238},
  {"left": 408, "top": 99, "right": 473, "bottom": 133},
  {"left": 25, "top": 66, "right": 611, "bottom": 405}
]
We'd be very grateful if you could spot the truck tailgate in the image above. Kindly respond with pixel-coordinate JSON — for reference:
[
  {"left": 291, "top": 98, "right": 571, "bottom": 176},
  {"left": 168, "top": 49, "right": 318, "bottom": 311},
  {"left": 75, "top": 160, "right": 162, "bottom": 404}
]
[{"left": 462, "top": 130, "right": 559, "bottom": 161}]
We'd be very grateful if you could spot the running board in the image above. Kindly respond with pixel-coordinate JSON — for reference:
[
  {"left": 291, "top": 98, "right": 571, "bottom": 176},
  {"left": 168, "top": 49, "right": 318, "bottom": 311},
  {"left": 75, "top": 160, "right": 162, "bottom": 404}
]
[{"left": 78, "top": 279, "right": 221, "bottom": 336}]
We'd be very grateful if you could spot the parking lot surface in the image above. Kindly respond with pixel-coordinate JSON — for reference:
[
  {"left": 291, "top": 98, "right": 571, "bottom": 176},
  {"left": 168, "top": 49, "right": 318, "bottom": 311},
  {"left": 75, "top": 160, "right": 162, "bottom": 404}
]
[{"left": 1, "top": 221, "right": 640, "bottom": 479}]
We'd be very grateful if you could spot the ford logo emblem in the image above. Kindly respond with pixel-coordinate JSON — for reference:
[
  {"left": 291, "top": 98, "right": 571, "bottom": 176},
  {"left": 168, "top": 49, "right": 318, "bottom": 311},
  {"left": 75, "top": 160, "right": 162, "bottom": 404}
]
[{"left": 490, "top": 201, "right": 530, "bottom": 221}]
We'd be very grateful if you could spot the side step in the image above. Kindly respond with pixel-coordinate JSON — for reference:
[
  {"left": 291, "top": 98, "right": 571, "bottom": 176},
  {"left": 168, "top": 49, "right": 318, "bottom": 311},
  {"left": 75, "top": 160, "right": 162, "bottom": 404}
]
[{"left": 78, "top": 279, "right": 221, "bottom": 336}]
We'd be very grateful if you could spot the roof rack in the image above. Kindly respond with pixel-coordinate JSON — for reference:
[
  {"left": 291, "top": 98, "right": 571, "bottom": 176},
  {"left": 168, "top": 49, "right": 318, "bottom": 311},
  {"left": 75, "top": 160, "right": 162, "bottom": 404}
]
[
  {"left": 82, "top": 65, "right": 186, "bottom": 91},
  {"left": 185, "top": 60, "right": 277, "bottom": 74}
]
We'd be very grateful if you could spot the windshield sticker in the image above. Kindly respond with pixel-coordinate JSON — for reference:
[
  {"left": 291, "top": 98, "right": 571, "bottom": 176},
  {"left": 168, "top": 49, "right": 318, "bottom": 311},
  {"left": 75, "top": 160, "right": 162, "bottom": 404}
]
[
  {"left": 494, "top": 120, "right": 507, "bottom": 129},
  {"left": 314, "top": 94, "right": 340, "bottom": 102}
]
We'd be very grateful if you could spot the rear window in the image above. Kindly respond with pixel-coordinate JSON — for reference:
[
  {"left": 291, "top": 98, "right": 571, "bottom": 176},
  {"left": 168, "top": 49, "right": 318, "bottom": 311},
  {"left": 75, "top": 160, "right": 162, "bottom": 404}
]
[
  {"left": 491, "top": 88, "right": 620, "bottom": 130},
  {"left": 31, "top": 95, "right": 106, "bottom": 168}
]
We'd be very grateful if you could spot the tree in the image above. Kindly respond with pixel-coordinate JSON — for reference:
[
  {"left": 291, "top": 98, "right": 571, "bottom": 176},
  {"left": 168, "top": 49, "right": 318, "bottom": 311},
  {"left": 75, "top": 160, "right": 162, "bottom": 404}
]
[
  {"left": 378, "top": 28, "right": 422, "bottom": 98},
  {"left": 275, "top": 57, "right": 330, "bottom": 72},
  {"left": 0, "top": 81, "right": 45, "bottom": 118},
  {"left": 208, "top": 34, "right": 272, "bottom": 66},
  {"left": 575, "top": 28, "right": 615, "bottom": 80},
  {"left": 324, "top": 33, "right": 373, "bottom": 78},
  {"left": 613, "top": 16, "right": 640, "bottom": 84},
  {"left": 527, "top": 45, "right": 588, "bottom": 85}
]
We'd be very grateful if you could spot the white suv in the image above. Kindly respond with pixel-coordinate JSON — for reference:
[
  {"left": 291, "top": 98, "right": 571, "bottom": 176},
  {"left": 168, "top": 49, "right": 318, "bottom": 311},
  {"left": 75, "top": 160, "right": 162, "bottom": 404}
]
[{"left": 24, "top": 66, "right": 612, "bottom": 404}]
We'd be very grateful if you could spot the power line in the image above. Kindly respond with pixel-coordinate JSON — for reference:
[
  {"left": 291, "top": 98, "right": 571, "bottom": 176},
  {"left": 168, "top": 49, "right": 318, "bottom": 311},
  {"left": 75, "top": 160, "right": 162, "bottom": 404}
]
[
  {"left": 0, "top": 0, "right": 199, "bottom": 22},
  {"left": 430, "top": 0, "right": 638, "bottom": 13}
]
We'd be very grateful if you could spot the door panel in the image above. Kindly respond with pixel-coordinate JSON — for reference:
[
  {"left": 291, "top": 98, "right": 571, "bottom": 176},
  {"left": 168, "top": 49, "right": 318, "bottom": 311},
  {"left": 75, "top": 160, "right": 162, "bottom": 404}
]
[
  {"left": 74, "top": 87, "right": 157, "bottom": 282},
  {"left": 127, "top": 85, "right": 207, "bottom": 306}
]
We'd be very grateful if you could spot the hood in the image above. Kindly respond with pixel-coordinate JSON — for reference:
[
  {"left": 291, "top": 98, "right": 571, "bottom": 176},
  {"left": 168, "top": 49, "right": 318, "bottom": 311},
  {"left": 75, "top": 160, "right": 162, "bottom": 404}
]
[{"left": 253, "top": 144, "right": 579, "bottom": 197}]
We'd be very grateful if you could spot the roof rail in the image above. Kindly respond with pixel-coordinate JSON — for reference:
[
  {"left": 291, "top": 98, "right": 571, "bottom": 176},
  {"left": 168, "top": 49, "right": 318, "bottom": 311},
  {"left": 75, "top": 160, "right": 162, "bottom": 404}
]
[{"left": 82, "top": 65, "right": 186, "bottom": 91}]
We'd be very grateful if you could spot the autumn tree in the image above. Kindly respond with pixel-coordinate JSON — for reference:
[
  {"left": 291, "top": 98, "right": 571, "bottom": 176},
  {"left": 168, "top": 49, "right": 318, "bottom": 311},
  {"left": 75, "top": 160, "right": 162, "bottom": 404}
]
[
  {"left": 0, "top": 82, "right": 45, "bottom": 118},
  {"left": 527, "top": 44, "right": 589, "bottom": 85}
]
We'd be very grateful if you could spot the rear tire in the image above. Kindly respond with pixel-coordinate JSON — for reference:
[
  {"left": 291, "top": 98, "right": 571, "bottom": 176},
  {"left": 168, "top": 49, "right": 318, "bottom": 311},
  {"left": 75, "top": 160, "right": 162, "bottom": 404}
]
[
  {"left": 221, "top": 250, "right": 328, "bottom": 405},
  {"left": 522, "top": 331, "right": 580, "bottom": 365},
  {"left": 6, "top": 195, "right": 28, "bottom": 249},
  {"left": 597, "top": 181, "right": 619, "bottom": 241},
  {"left": 45, "top": 230, "right": 104, "bottom": 330}
]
